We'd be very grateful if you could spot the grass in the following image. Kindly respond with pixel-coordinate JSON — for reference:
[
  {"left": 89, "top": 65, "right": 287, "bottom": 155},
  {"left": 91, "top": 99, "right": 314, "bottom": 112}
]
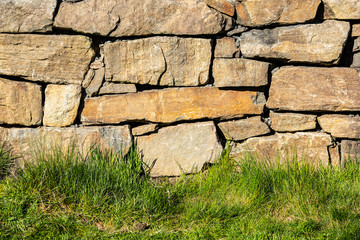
[{"left": 1, "top": 144, "right": 360, "bottom": 239}]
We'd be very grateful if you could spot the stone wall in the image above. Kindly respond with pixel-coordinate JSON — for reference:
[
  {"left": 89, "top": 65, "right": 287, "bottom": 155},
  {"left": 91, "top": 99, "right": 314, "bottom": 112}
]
[{"left": 1, "top": 0, "right": 360, "bottom": 176}]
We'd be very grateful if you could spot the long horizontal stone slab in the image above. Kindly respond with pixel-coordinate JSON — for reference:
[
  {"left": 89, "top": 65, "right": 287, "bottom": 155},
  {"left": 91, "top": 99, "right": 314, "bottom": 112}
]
[
  {"left": 239, "top": 20, "right": 349, "bottom": 64},
  {"left": 318, "top": 115, "right": 360, "bottom": 139},
  {"left": 269, "top": 112, "right": 317, "bottom": 132},
  {"left": 104, "top": 37, "right": 212, "bottom": 86},
  {"left": 0, "top": 78, "right": 42, "bottom": 126},
  {"left": 81, "top": 87, "right": 265, "bottom": 124},
  {"left": 230, "top": 132, "right": 339, "bottom": 166},
  {"left": 323, "top": 0, "right": 360, "bottom": 20},
  {"left": 267, "top": 67, "right": 360, "bottom": 112},
  {"left": 137, "top": 122, "right": 223, "bottom": 176},
  {"left": 0, "top": 34, "right": 95, "bottom": 84},
  {"left": 54, "top": 0, "right": 233, "bottom": 37}
]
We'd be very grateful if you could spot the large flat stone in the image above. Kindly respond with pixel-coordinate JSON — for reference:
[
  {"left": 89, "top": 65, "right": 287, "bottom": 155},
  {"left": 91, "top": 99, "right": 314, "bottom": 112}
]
[
  {"left": 81, "top": 87, "right": 265, "bottom": 124},
  {"left": 239, "top": 20, "right": 349, "bottom": 64},
  {"left": 104, "top": 37, "right": 212, "bottom": 86},
  {"left": 267, "top": 67, "right": 360, "bottom": 112},
  {"left": 0, "top": 0, "right": 56, "bottom": 33},
  {"left": 236, "top": 0, "right": 320, "bottom": 27},
  {"left": 0, "top": 34, "right": 95, "bottom": 84},
  {"left": 318, "top": 115, "right": 360, "bottom": 139},
  {"left": 136, "top": 122, "right": 223, "bottom": 176},
  {"left": 231, "top": 132, "right": 339, "bottom": 166},
  {"left": 213, "top": 58, "right": 270, "bottom": 87},
  {"left": 54, "top": 0, "right": 233, "bottom": 37},
  {"left": 43, "top": 85, "right": 82, "bottom": 127},
  {"left": 218, "top": 116, "right": 270, "bottom": 141},
  {"left": 323, "top": 0, "right": 360, "bottom": 20},
  {"left": 341, "top": 140, "right": 360, "bottom": 164},
  {"left": 270, "top": 112, "right": 317, "bottom": 132},
  {"left": 0, "top": 78, "right": 42, "bottom": 126}
]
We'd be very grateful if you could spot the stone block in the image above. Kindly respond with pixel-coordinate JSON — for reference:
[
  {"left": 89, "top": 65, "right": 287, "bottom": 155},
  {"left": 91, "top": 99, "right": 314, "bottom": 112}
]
[
  {"left": 132, "top": 124, "right": 158, "bottom": 136},
  {"left": 270, "top": 112, "right": 317, "bottom": 132},
  {"left": 318, "top": 115, "right": 360, "bottom": 139},
  {"left": 341, "top": 140, "right": 360, "bottom": 164},
  {"left": 215, "top": 37, "right": 240, "bottom": 58},
  {"left": 323, "top": 0, "right": 360, "bottom": 20},
  {"left": 99, "top": 83, "right": 137, "bottom": 95}
]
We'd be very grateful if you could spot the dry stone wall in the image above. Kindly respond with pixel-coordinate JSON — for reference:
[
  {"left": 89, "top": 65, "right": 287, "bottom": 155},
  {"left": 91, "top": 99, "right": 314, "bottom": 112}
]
[{"left": 1, "top": 0, "right": 360, "bottom": 176}]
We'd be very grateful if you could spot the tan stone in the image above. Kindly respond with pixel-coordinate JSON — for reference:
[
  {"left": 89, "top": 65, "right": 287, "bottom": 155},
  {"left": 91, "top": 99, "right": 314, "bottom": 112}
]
[
  {"left": 239, "top": 20, "right": 350, "bottom": 64},
  {"left": 218, "top": 116, "right": 270, "bottom": 141},
  {"left": 81, "top": 87, "right": 265, "bottom": 124},
  {"left": 43, "top": 85, "right": 82, "bottom": 127},
  {"left": 236, "top": 0, "right": 321, "bottom": 27},
  {"left": 351, "top": 52, "right": 360, "bottom": 68},
  {"left": 99, "top": 83, "right": 137, "bottom": 95},
  {"left": 136, "top": 122, "right": 223, "bottom": 176},
  {"left": 132, "top": 124, "right": 158, "bottom": 136},
  {"left": 270, "top": 112, "right": 317, "bottom": 132},
  {"left": 0, "top": 0, "right": 56, "bottom": 33},
  {"left": 323, "top": 0, "right": 360, "bottom": 20},
  {"left": 104, "top": 37, "right": 212, "bottom": 86},
  {"left": 267, "top": 67, "right": 360, "bottom": 112},
  {"left": 353, "top": 38, "right": 360, "bottom": 52},
  {"left": 0, "top": 125, "right": 132, "bottom": 167},
  {"left": 85, "top": 67, "right": 105, "bottom": 97},
  {"left": 318, "top": 115, "right": 360, "bottom": 139},
  {"left": 214, "top": 37, "right": 240, "bottom": 58},
  {"left": 213, "top": 58, "right": 269, "bottom": 87},
  {"left": 0, "top": 78, "right": 42, "bottom": 126},
  {"left": 353, "top": 24, "right": 360, "bottom": 37},
  {"left": 341, "top": 140, "right": 360, "bottom": 164},
  {"left": 54, "top": 0, "right": 233, "bottom": 37},
  {"left": 203, "top": 0, "right": 235, "bottom": 16},
  {"left": 227, "top": 26, "right": 248, "bottom": 36},
  {"left": 230, "top": 132, "right": 339, "bottom": 166},
  {"left": 0, "top": 34, "right": 95, "bottom": 84}
]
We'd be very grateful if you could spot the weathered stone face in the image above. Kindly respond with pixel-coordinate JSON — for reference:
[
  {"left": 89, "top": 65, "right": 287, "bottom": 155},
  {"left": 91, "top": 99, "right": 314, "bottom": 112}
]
[
  {"left": 323, "top": 0, "right": 360, "bottom": 20},
  {"left": 0, "top": 34, "right": 95, "bottom": 84},
  {"left": 353, "top": 24, "right": 360, "bottom": 37},
  {"left": 214, "top": 37, "right": 240, "bottom": 58},
  {"left": 351, "top": 52, "right": 360, "bottom": 68},
  {"left": 267, "top": 67, "right": 360, "bottom": 112},
  {"left": 218, "top": 116, "right": 270, "bottom": 141},
  {"left": 213, "top": 58, "right": 270, "bottom": 87},
  {"left": 54, "top": 0, "right": 233, "bottom": 37},
  {"left": 0, "top": 78, "right": 42, "bottom": 126},
  {"left": 132, "top": 124, "right": 158, "bottom": 136},
  {"left": 0, "top": 0, "right": 56, "bottom": 33},
  {"left": 239, "top": 20, "right": 350, "bottom": 64},
  {"left": 341, "top": 140, "right": 360, "bottom": 164},
  {"left": 136, "top": 122, "right": 223, "bottom": 176},
  {"left": 104, "top": 37, "right": 212, "bottom": 86},
  {"left": 230, "top": 132, "right": 339, "bottom": 166},
  {"left": 270, "top": 112, "right": 317, "bottom": 132},
  {"left": 236, "top": 0, "right": 321, "bottom": 27},
  {"left": 81, "top": 87, "right": 265, "bottom": 124},
  {"left": 203, "top": 0, "right": 235, "bottom": 16},
  {"left": 85, "top": 68, "right": 105, "bottom": 97},
  {"left": 98, "top": 83, "right": 137, "bottom": 95},
  {"left": 43, "top": 85, "right": 82, "bottom": 127},
  {"left": 318, "top": 115, "right": 360, "bottom": 139}
]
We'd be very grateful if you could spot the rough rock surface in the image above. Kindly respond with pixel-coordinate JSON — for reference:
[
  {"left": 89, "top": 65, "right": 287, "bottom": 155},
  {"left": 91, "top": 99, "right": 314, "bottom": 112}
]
[
  {"left": 270, "top": 112, "right": 317, "bottom": 132},
  {"left": 231, "top": 132, "right": 339, "bottom": 166},
  {"left": 54, "top": 0, "right": 233, "bottom": 37},
  {"left": 203, "top": 0, "right": 235, "bottom": 16},
  {"left": 136, "top": 122, "right": 223, "bottom": 176},
  {"left": 81, "top": 87, "right": 265, "bottom": 124},
  {"left": 341, "top": 140, "right": 360, "bottom": 164},
  {"left": 323, "top": 0, "right": 360, "bottom": 20},
  {"left": 239, "top": 20, "right": 350, "bottom": 64},
  {"left": 99, "top": 83, "right": 137, "bottom": 95},
  {"left": 0, "top": 0, "right": 56, "bottom": 33},
  {"left": 218, "top": 116, "right": 270, "bottom": 141},
  {"left": 236, "top": 0, "right": 320, "bottom": 27},
  {"left": 213, "top": 58, "right": 269, "bottom": 87},
  {"left": 318, "top": 115, "right": 360, "bottom": 139},
  {"left": 43, "top": 85, "right": 82, "bottom": 127},
  {"left": 104, "top": 37, "right": 212, "bottom": 86},
  {"left": 353, "top": 24, "right": 360, "bottom": 37},
  {"left": 0, "top": 34, "right": 95, "bottom": 84},
  {"left": 0, "top": 78, "right": 42, "bottom": 126},
  {"left": 85, "top": 68, "right": 105, "bottom": 97},
  {"left": 267, "top": 67, "right": 360, "bottom": 111},
  {"left": 132, "top": 124, "right": 158, "bottom": 136},
  {"left": 214, "top": 37, "right": 240, "bottom": 58},
  {"left": 351, "top": 52, "right": 360, "bottom": 68}
]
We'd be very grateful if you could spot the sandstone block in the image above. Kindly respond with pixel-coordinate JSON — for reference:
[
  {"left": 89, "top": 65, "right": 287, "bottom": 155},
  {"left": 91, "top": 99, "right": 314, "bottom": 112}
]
[
  {"left": 236, "top": 0, "right": 321, "bottom": 27},
  {"left": 323, "top": 0, "right": 360, "bottom": 20},
  {"left": 230, "top": 132, "right": 339, "bottom": 166},
  {"left": 203, "top": 0, "right": 235, "bottom": 16},
  {"left": 85, "top": 67, "right": 105, "bottom": 97},
  {"left": 267, "top": 67, "right": 360, "bottom": 112},
  {"left": 214, "top": 37, "right": 240, "bottom": 58},
  {"left": 353, "top": 24, "right": 360, "bottom": 37},
  {"left": 136, "top": 122, "right": 223, "bottom": 176},
  {"left": 104, "top": 37, "right": 211, "bottom": 86},
  {"left": 341, "top": 140, "right": 360, "bottom": 164},
  {"left": 351, "top": 52, "right": 360, "bottom": 68},
  {"left": 353, "top": 38, "right": 360, "bottom": 52},
  {"left": 99, "top": 83, "right": 137, "bottom": 95},
  {"left": 270, "top": 112, "right": 317, "bottom": 132},
  {"left": 218, "top": 116, "right": 270, "bottom": 141},
  {"left": 0, "top": 78, "right": 42, "bottom": 126},
  {"left": 0, "top": 34, "right": 95, "bottom": 84},
  {"left": 54, "top": 0, "right": 233, "bottom": 37},
  {"left": 43, "top": 85, "right": 82, "bottom": 127},
  {"left": 0, "top": 0, "right": 56, "bottom": 33},
  {"left": 239, "top": 20, "right": 350, "bottom": 64},
  {"left": 318, "top": 115, "right": 360, "bottom": 139},
  {"left": 132, "top": 124, "right": 158, "bottom": 136},
  {"left": 213, "top": 58, "right": 269, "bottom": 87},
  {"left": 81, "top": 87, "right": 265, "bottom": 124}
]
